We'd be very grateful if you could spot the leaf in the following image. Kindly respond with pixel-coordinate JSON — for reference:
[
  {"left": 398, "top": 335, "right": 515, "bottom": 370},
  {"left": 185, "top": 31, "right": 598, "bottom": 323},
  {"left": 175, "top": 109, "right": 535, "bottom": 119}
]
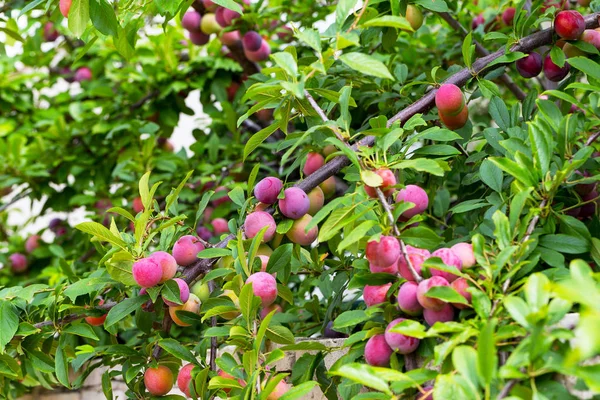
[
  {"left": 330, "top": 363, "right": 392, "bottom": 395},
  {"left": 89, "top": 0, "right": 119, "bottom": 36},
  {"left": 210, "top": 0, "right": 242, "bottom": 13},
  {"left": 337, "top": 220, "right": 377, "bottom": 252},
  {"left": 413, "top": 0, "right": 449, "bottom": 12},
  {"left": 165, "top": 170, "right": 194, "bottom": 214},
  {"left": 55, "top": 346, "right": 70, "bottom": 388},
  {"left": 568, "top": 57, "right": 600, "bottom": 81},
  {"left": 68, "top": 0, "right": 90, "bottom": 38},
  {"left": 477, "top": 320, "right": 497, "bottom": 387},
  {"left": 529, "top": 122, "right": 551, "bottom": 177},
  {"left": 279, "top": 381, "right": 320, "bottom": 400},
  {"left": 394, "top": 159, "right": 447, "bottom": 176},
  {"left": 489, "top": 157, "right": 536, "bottom": 187},
  {"left": 539, "top": 234, "right": 589, "bottom": 254},
  {"left": 76, "top": 221, "right": 127, "bottom": 249},
  {"left": 197, "top": 248, "right": 231, "bottom": 259},
  {"left": 159, "top": 339, "right": 197, "bottom": 364},
  {"left": 480, "top": 159, "right": 503, "bottom": 192},
  {"left": 339, "top": 53, "right": 394, "bottom": 80},
  {"left": 452, "top": 346, "right": 480, "bottom": 390},
  {"left": 401, "top": 226, "right": 443, "bottom": 248},
  {"left": 363, "top": 16, "right": 413, "bottom": 31},
  {"left": 63, "top": 323, "right": 100, "bottom": 341},
  {"left": 426, "top": 286, "right": 469, "bottom": 305},
  {"left": 333, "top": 310, "right": 369, "bottom": 329},
  {"left": 489, "top": 96, "right": 510, "bottom": 131},
  {"left": 296, "top": 28, "right": 321, "bottom": 53},
  {"left": 271, "top": 52, "right": 298, "bottom": 77},
  {"left": 102, "top": 370, "right": 113, "bottom": 399},
  {"left": 104, "top": 296, "right": 148, "bottom": 328},
  {"left": 0, "top": 301, "right": 18, "bottom": 353},
  {"left": 243, "top": 121, "right": 282, "bottom": 161},
  {"left": 64, "top": 277, "right": 112, "bottom": 302},
  {"left": 18, "top": 0, "right": 46, "bottom": 16},
  {"left": 336, "top": 0, "right": 359, "bottom": 26},
  {"left": 266, "top": 325, "right": 295, "bottom": 345}
]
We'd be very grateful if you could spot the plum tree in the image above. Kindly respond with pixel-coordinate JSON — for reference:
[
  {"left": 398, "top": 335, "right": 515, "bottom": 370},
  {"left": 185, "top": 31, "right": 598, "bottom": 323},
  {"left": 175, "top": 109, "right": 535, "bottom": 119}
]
[
  {"left": 162, "top": 278, "right": 190, "bottom": 306},
  {"left": 555, "top": 10, "right": 585, "bottom": 40},
  {"left": 363, "top": 283, "right": 392, "bottom": 307},
  {"left": 364, "top": 168, "right": 396, "bottom": 198},
  {"left": 244, "top": 211, "right": 277, "bottom": 242},
  {"left": 366, "top": 235, "right": 400, "bottom": 268},
  {"left": 144, "top": 365, "right": 174, "bottom": 396},
  {"left": 417, "top": 276, "right": 450, "bottom": 311},
  {"left": 254, "top": 177, "right": 284, "bottom": 204},
  {"left": 430, "top": 248, "right": 463, "bottom": 282},
  {"left": 397, "top": 281, "right": 423, "bottom": 316},
  {"left": 286, "top": 215, "right": 318, "bottom": 245},
  {"left": 246, "top": 272, "right": 278, "bottom": 307},
  {"left": 384, "top": 318, "right": 420, "bottom": 354},
  {"left": 173, "top": 235, "right": 205, "bottom": 266},
  {"left": 278, "top": 187, "right": 310, "bottom": 219},
  {"left": 132, "top": 257, "right": 163, "bottom": 288},
  {"left": 364, "top": 334, "right": 393, "bottom": 367}
]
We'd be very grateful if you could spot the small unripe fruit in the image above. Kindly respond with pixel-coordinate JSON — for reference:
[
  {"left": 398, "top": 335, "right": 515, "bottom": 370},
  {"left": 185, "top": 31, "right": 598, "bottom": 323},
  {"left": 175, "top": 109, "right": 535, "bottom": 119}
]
[
  {"left": 395, "top": 184, "right": 429, "bottom": 219},
  {"left": 417, "top": 276, "right": 450, "bottom": 311},
  {"left": 173, "top": 235, "right": 205, "bottom": 266},
  {"left": 59, "top": 0, "right": 72, "bottom": 18},
  {"left": 246, "top": 272, "right": 278, "bottom": 307},
  {"left": 25, "top": 235, "right": 41, "bottom": 253},
  {"left": 244, "top": 211, "right": 277, "bottom": 242},
  {"left": 516, "top": 52, "right": 543, "bottom": 78},
  {"left": 364, "top": 334, "right": 393, "bottom": 367},
  {"left": 397, "top": 246, "right": 430, "bottom": 281},
  {"left": 319, "top": 176, "right": 336, "bottom": 199},
  {"left": 307, "top": 186, "right": 325, "bottom": 215},
  {"left": 254, "top": 177, "right": 284, "bottom": 204},
  {"left": 423, "top": 303, "right": 455, "bottom": 326},
  {"left": 177, "top": 364, "right": 195, "bottom": 397},
  {"left": 397, "top": 281, "right": 423, "bottom": 316},
  {"left": 243, "top": 31, "right": 263, "bottom": 51},
  {"left": 450, "top": 277, "right": 472, "bottom": 309},
  {"left": 404, "top": 5, "right": 424, "bottom": 31},
  {"left": 563, "top": 42, "right": 584, "bottom": 58},
  {"left": 200, "top": 13, "right": 221, "bottom": 35},
  {"left": 43, "top": 22, "right": 59, "bottom": 41},
  {"left": 502, "top": 7, "right": 516, "bottom": 26},
  {"left": 286, "top": 214, "right": 318, "bottom": 246},
  {"left": 430, "top": 248, "right": 463, "bottom": 282},
  {"left": 439, "top": 106, "right": 469, "bottom": 130},
  {"left": 303, "top": 152, "right": 325, "bottom": 175},
  {"left": 244, "top": 40, "right": 271, "bottom": 62},
  {"left": 366, "top": 236, "right": 400, "bottom": 268},
  {"left": 132, "top": 258, "right": 162, "bottom": 288},
  {"left": 554, "top": 10, "right": 585, "bottom": 40},
  {"left": 144, "top": 365, "right": 174, "bottom": 396},
  {"left": 182, "top": 11, "right": 202, "bottom": 32},
  {"left": 189, "top": 31, "right": 210, "bottom": 46},
  {"left": 162, "top": 278, "right": 190, "bottom": 306},
  {"left": 211, "top": 217, "right": 230, "bottom": 235},
  {"left": 279, "top": 187, "right": 310, "bottom": 219},
  {"left": 435, "top": 84, "right": 465, "bottom": 116},
  {"left": 450, "top": 242, "right": 476, "bottom": 268},
  {"left": 543, "top": 55, "right": 570, "bottom": 82},
  {"left": 74, "top": 67, "right": 92, "bottom": 82},
  {"left": 169, "top": 293, "right": 201, "bottom": 326},
  {"left": 364, "top": 168, "right": 396, "bottom": 198},
  {"left": 385, "top": 318, "right": 420, "bottom": 354},
  {"left": 148, "top": 251, "right": 178, "bottom": 283},
  {"left": 363, "top": 283, "right": 392, "bottom": 307},
  {"left": 191, "top": 281, "right": 211, "bottom": 302},
  {"left": 220, "top": 30, "right": 241, "bottom": 46}
]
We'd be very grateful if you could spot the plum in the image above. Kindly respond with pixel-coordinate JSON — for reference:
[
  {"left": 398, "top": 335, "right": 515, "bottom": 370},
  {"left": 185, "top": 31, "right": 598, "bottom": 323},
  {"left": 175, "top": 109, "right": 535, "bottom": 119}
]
[
  {"left": 144, "top": 365, "right": 174, "bottom": 396},
  {"left": 364, "top": 283, "right": 392, "bottom": 307},
  {"left": 211, "top": 217, "right": 230, "bottom": 235},
  {"left": 25, "top": 235, "right": 41, "bottom": 253},
  {"left": 516, "top": 52, "right": 543, "bottom": 78},
  {"left": 169, "top": 293, "right": 201, "bottom": 326},
  {"left": 244, "top": 211, "right": 276, "bottom": 242},
  {"left": 132, "top": 258, "right": 162, "bottom": 288},
  {"left": 439, "top": 106, "right": 469, "bottom": 130},
  {"left": 162, "top": 278, "right": 190, "bottom": 306},
  {"left": 543, "top": 54, "right": 570, "bottom": 82},
  {"left": 242, "top": 31, "right": 263, "bottom": 51},
  {"left": 303, "top": 152, "right": 325, "bottom": 175},
  {"left": 173, "top": 235, "right": 205, "bottom": 266},
  {"left": 450, "top": 242, "right": 476, "bottom": 268},
  {"left": 246, "top": 272, "right": 278, "bottom": 306},
  {"left": 397, "top": 246, "right": 430, "bottom": 281},
  {"left": 397, "top": 281, "right": 423, "bottom": 316},
  {"left": 395, "top": 184, "right": 429, "bottom": 219},
  {"left": 177, "top": 363, "right": 195, "bottom": 397},
  {"left": 254, "top": 177, "right": 283, "bottom": 204},
  {"left": 279, "top": 187, "right": 310, "bottom": 219},
  {"left": 364, "top": 334, "right": 393, "bottom": 367},
  {"left": 364, "top": 168, "right": 397, "bottom": 198},
  {"left": 555, "top": 10, "right": 585, "bottom": 40},
  {"left": 286, "top": 214, "right": 318, "bottom": 245},
  {"left": 424, "top": 303, "right": 455, "bottom": 326},
  {"left": 417, "top": 276, "right": 450, "bottom": 311},
  {"left": 182, "top": 11, "right": 202, "bottom": 32},
  {"left": 244, "top": 40, "right": 271, "bottom": 62},
  {"left": 384, "top": 318, "right": 420, "bottom": 354},
  {"left": 366, "top": 236, "right": 400, "bottom": 268},
  {"left": 148, "top": 251, "right": 178, "bottom": 283},
  {"left": 450, "top": 277, "right": 472, "bottom": 309},
  {"left": 430, "top": 248, "right": 463, "bottom": 282},
  {"left": 307, "top": 186, "right": 325, "bottom": 215},
  {"left": 435, "top": 84, "right": 465, "bottom": 116}
]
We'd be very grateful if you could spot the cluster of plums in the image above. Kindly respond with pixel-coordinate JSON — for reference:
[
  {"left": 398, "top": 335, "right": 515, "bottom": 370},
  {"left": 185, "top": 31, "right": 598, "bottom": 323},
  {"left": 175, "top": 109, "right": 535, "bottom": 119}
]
[{"left": 362, "top": 238, "right": 476, "bottom": 370}]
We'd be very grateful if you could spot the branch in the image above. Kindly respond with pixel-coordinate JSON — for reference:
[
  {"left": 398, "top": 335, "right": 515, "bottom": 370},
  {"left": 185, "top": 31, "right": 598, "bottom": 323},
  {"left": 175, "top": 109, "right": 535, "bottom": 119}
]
[
  {"left": 375, "top": 188, "right": 422, "bottom": 283},
  {"left": 33, "top": 301, "right": 117, "bottom": 329},
  {"left": 131, "top": 89, "right": 160, "bottom": 111},
  {"left": 0, "top": 189, "right": 32, "bottom": 213},
  {"left": 438, "top": 12, "right": 527, "bottom": 101},
  {"left": 304, "top": 90, "right": 346, "bottom": 142},
  {"left": 152, "top": 306, "right": 172, "bottom": 359},
  {"left": 586, "top": 131, "right": 600, "bottom": 146},
  {"left": 498, "top": 379, "right": 518, "bottom": 399}
]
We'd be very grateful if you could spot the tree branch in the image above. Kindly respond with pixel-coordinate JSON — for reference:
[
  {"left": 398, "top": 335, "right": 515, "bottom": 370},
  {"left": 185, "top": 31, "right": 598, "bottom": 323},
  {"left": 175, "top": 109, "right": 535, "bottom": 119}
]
[
  {"left": 304, "top": 90, "right": 346, "bottom": 142},
  {"left": 498, "top": 379, "right": 518, "bottom": 399},
  {"left": 438, "top": 12, "right": 527, "bottom": 101},
  {"left": 586, "top": 131, "right": 600, "bottom": 146},
  {"left": 0, "top": 189, "right": 32, "bottom": 213}
]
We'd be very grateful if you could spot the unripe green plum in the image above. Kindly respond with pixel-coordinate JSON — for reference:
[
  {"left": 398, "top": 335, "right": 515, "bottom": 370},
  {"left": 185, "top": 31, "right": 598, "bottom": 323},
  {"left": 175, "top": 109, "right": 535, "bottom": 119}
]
[
  {"left": 303, "top": 152, "right": 325, "bottom": 175},
  {"left": 307, "top": 186, "right": 325, "bottom": 215},
  {"left": 417, "top": 276, "right": 450, "bottom": 311},
  {"left": 169, "top": 293, "right": 201, "bottom": 326},
  {"left": 397, "top": 281, "right": 423, "bottom": 316},
  {"left": 191, "top": 281, "right": 211, "bottom": 302},
  {"left": 148, "top": 251, "right": 178, "bottom": 283},
  {"left": 132, "top": 257, "right": 163, "bottom": 288},
  {"left": 435, "top": 83, "right": 465, "bottom": 116},
  {"left": 364, "top": 283, "right": 392, "bottom": 307},
  {"left": 404, "top": 5, "right": 424, "bottom": 31},
  {"left": 200, "top": 13, "right": 221, "bottom": 35},
  {"left": 173, "top": 235, "right": 205, "bottom": 266},
  {"left": 144, "top": 365, "right": 174, "bottom": 396},
  {"left": 364, "top": 168, "right": 396, "bottom": 198},
  {"left": 279, "top": 187, "right": 310, "bottom": 219},
  {"left": 244, "top": 211, "right": 277, "bottom": 242},
  {"left": 384, "top": 318, "right": 420, "bottom": 354},
  {"left": 450, "top": 242, "right": 476, "bottom": 268},
  {"left": 246, "top": 272, "right": 278, "bottom": 306},
  {"left": 257, "top": 244, "right": 274, "bottom": 257},
  {"left": 364, "top": 334, "right": 393, "bottom": 367},
  {"left": 554, "top": 10, "right": 585, "bottom": 40},
  {"left": 423, "top": 303, "right": 455, "bottom": 325},
  {"left": 323, "top": 145, "right": 336, "bottom": 157},
  {"left": 286, "top": 214, "right": 318, "bottom": 246},
  {"left": 177, "top": 363, "right": 195, "bottom": 397}
]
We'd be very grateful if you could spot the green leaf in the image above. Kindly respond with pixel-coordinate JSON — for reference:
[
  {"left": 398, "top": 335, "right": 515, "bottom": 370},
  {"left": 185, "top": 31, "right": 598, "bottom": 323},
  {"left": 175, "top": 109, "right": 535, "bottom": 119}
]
[
  {"left": 336, "top": 0, "right": 359, "bottom": 26},
  {"left": 68, "top": 0, "right": 90, "bottom": 38},
  {"left": 159, "top": 339, "right": 197, "bottom": 364},
  {"left": 162, "top": 279, "right": 183, "bottom": 305},
  {"left": 63, "top": 323, "right": 100, "bottom": 341},
  {"left": 197, "top": 248, "right": 232, "bottom": 259},
  {"left": 330, "top": 363, "right": 392, "bottom": 395},
  {"left": 239, "top": 282, "right": 260, "bottom": 325},
  {"left": 529, "top": 122, "right": 551, "bottom": 177},
  {"left": 89, "top": 0, "right": 119, "bottom": 36},
  {"left": 296, "top": 28, "right": 321, "bottom": 53},
  {"left": 477, "top": 320, "right": 497, "bottom": 387},
  {"left": 210, "top": 0, "right": 242, "bottom": 13},
  {"left": 388, "top": 319, "right": 427, "bottom": 338},
  {"left": 165, "top": 170, "right": 194, "bottom": 214},
  {"left": 266, "top": 325, "right": 295, "bottom": 345},
  {"left": 271, "top": 52, "right": 298, "bottom": 77},
  {"left": 401, "top": 226, "right": 443, "bottom": 248},
  {"left": 489, "top": 157, "right": 536, "bottom": 187},
  {"left": 539, "top": 234, "right": 589, "bottom": 254},
  {"left": 504, "top": 296, "right": 531, "bottom": 328},
  {"left": 426, "top": 286, "right": 469, "bottom": 305},
  {"left": 104, "top": 296, "right": 148, "bottom": 328},
  {"left": 394, "top": 159, "right": 447, "bottom": 177},
  {"left": 0, "top": 301, "right": 18, "bottom": 353},
  {"left": 480, "top": 159, "right": 503, "bottom": 192},
  {"left": 462, "top": 31, "right": 474, "bottom": 68},
  {"left": 362, "top": 16, "right": 413, "bottom": 31},
  {"left": 76, "top": 221, "right": 127, "bottom": 249},
  {"left": 337, "top": 220, "right": 377, "bottom": 252},
  {"left": 339, "top": 53, "right": 394, "bottom": 80},
  {"left": 413, "top": 0, "right": 449, "bottom": 12},
  {"left": 55, "top": 346, "right": 70, "bottom": 388},
  {"left": 102, "top": 370, "right": 113, "bottom": 399},
  {"left": 333, "top": 310, "right": 369, "bottom": 329},
  {"left": 243, "top": 121, "right": 282, "bottom": 161},
  {"left": 452, "top": 346, "right": 480, "bottom": 390},
  {"left": 568, "top": 57, "right": 600, "bottom": 81},
  {"left": 489, "top": 96, "right": 510, "bottom": 132},
  {"left": 279, "top": 381, "right": 319, "bottom": 400}
]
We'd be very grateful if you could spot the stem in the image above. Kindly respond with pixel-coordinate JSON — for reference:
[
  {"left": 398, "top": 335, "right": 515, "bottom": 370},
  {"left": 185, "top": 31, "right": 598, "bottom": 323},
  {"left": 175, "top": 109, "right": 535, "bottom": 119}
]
[
  {"left": 0, "top": 189, "right": 32, "bottom": 213},
  {"left": 586, "top": 131, "right": 600, "bottom": 146},
  {"left": 497, "top": 379, "right": 518, "bottom": 399},
  {"left": 347, "top": 0, "right": 370, "bottom": 33},
  {"left": 304, "top": 90, "right": 346, "bottom": 142},
  {"left": 375, "top": 188, "right": 422, "bottom": 283}
]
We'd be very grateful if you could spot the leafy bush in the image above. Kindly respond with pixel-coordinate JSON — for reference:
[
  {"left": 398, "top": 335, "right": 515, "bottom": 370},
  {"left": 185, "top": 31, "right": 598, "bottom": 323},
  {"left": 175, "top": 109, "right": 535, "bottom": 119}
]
[{"left": 1, "top": 0, "right": 600, "bottom": 399}]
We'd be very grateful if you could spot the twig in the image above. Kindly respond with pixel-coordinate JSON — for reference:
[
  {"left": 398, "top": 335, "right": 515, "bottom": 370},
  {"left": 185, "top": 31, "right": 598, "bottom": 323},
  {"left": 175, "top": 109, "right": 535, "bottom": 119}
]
[
  {"left": 131, "top": 90, "right": 160, "bottom": 111},
  {"left": 33, "top": 301, "right": 117, "bottom": 329},
  {"left": 304, "top": 90, "right": 346, "bottom": 143},
  {"left": 152, "top": 306, "right": 172, "bottom": 359},
  {"left": 438, "top": 12, "right": 527, "bottom": 101},
  {"left": 347, "top": 0, "right": 370, "bottom": 33},
  {"left": 0, "top": 189, "right": 32, "bottom": 213},
  {"left": 375, "top": 188, "right": 422, "bottom": 283},
  {"left": 586, "top": 131, "right": 600, "bottom": 146},
  {"left": 498, "top": 379, "right": 518, "bottom": 399}
]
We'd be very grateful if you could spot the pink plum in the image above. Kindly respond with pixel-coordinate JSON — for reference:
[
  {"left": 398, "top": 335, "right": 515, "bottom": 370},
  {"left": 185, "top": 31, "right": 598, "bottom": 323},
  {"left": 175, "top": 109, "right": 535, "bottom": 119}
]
[
  {"left": 25, "top": 235, "right": 41, "bottom": 253},
  {"left": 450, "top": 277, "right": 472, "bottom": 309},
  {"left": 364, "top": 283, "right": 392, "bottom": 307},
  {"left": 9, "top": 253, "right": 28, "bottom": 273},
  {"left": 450, "top": 242, "right": 476, "bottom": 268},
  {"left": 254, "top": 177, "right": 283, "bottom": 204},
  {"left": 177, "top": 363, "right": 195, "bottom": 397},
  {"left": 423, "top": 303, "right": 455, "bottom": 326},
  {"left": 132, "top": 257, "right": 163, "bottom": 288},
  {"left": 366, "top": 236, "right": 400, "bottom": 268},
  {"left": 395, "top": 185, "right": 429, "bottom": 219},
  {"left": 303, "top": 152, "right": 325, "bottom": 175},
  {"left": 384, "top": 318, "right": 420, "bottom": 354},
  {"left": 244, "top": 211, "right": 276, "bottom": 242},
  {"left": 182, "top": 11, "right": 202, "bottom": 32},
  {"left": 417, "top": 276, "right": 450, "bottom": 311},
  {"left": 397, "top": 281, "right": 423, "bottom": 316},
  {"left": 364, "top": 334, "right": 393, "bottom": 367},
  {"left": 286, "top": 215, "right": 318, "bottom": 246},
  {"left": 148, "top": 251, "right": 178, "bottom": 283},
  {"left": 172, "top": 235, "right": 205, "bottom": 266},
  {"left": 246, "top": 272, "right": 278, "bottom": 306},
  {"left": 244, "top": 40, "right": 271, "bottom": 62},
  {"left": 364, "top": 168, "right": 396, "bottom": 198},
  {"left": 279, "top": 187, "right": 310, "bottom": 219},
  {"left": 163, "top": 278, "right": 190, "bottom": 306},
  {"left": 211, "top": 218, "right": 230, "bottom": 235},
  {"left": 397, "top": 246, "right": 430, "bottom": 281},
  {"left": 430, "top": 248, "right": 462, "bottom": 282}
]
